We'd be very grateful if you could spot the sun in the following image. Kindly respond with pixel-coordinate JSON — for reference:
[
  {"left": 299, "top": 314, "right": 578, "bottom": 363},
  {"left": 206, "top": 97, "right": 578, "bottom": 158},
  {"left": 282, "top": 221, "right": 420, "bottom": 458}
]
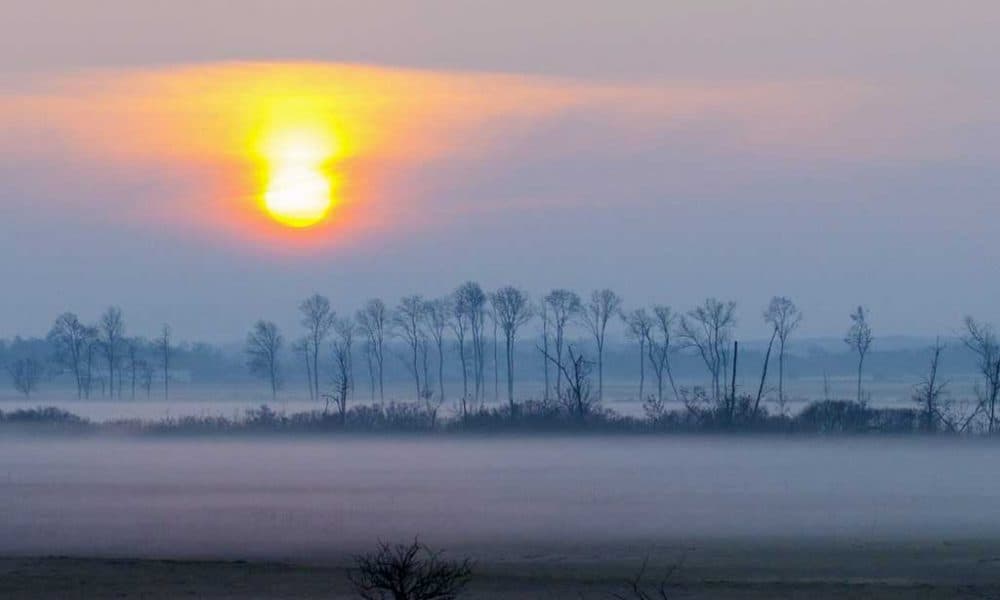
[
  {"left": 263, "top": 164, "right": 332, "bottom": 228},
  {"left": 256, "top": 126, "right": 342, "bottom": 228}
]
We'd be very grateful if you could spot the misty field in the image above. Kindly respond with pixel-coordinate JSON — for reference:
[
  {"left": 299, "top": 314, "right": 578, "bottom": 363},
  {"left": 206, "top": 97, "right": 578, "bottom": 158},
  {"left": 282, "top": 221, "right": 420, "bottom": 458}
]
[
  {"left": 2, "top": 435, "right": 1000, "bottom": 597},
  {"left": 0, "top": 375, "right": 981, "bottom": 423}
]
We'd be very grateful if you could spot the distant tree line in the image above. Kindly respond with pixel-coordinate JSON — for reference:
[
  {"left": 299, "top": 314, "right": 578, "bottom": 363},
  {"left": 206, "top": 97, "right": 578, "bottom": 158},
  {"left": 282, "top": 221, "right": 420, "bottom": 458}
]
[
  {"left": 7, "top": 285, "right": 1000, "bottom": 434},
  {"left": 235, "top": 285, "right": 1000, "bottom": 435},
  {"left": 1, "top": 309, "right": 179, "bottom": 401}
]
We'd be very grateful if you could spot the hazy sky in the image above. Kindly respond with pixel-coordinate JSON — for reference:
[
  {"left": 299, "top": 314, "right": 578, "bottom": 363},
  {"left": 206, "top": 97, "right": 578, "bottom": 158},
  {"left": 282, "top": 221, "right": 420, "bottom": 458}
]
[{"left": 1, "top": 1, "right": 998, "bottom": 342}]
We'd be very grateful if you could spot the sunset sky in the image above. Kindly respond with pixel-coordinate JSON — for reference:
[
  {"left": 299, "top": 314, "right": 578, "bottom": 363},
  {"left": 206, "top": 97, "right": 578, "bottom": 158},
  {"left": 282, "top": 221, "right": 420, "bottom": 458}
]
[{"left": 2, "top": 1, "right": 998, "bottom": 341}]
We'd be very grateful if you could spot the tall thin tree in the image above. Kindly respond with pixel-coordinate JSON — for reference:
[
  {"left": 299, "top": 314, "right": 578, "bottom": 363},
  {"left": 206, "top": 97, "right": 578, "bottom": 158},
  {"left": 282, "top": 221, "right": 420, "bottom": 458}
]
[
  {"left": 246, "top": 320, "right": 283, "bottom": 400},
  {"left": 156, "top": 325, "right": 172, "bottom": 400},
  {"left": 98, "top": 307, "right": 126, "bottom": 399},
  {"left": 844, "top": 306, "right": 873, "bottom": 404},
  {"left": 763, "top": 296, "right": 802, "bottom": 408},
  {"left": 356, "top": 299, "right": 388, "bottom": 402},
  {"left": 424, "top": 298, "right": 451, "bottom": 404},
  {"left": 491, "top": 286, "right": 533, "bottom": 412},
  {"left": 126, "top": 337, "right": 143, "bottom": 400},
  {"left": 913, "top": 338, "right": 947, "bottom": 433},
  {"left": 581, "top": 289, "right": 623, "bottom": 402},
  {"left": 327, "top": 316, "right": 355, "bottom": 423},
  {"left": 646, "top": 305, "right": 679, "bottom": 404},
  {"left": 449, "top": 296, "right": 471, "bottom": 417},
  {"left": 678, "top": 298, "right": 737, "bottom": 402},
  {"left": 962, "top": 317, "right": 1000, "bottom": 434},
  {"left": 47, "top": 313, "right": 90, "bottom": 399},
  {"left": 538, "top": 301, "right": 552, "bottom": 403},
  {"left": 393, "top": 295, "right": 427, "bottom": 399},
  {"left": 544, "top": 289, "right": 581, "bottom": 399},
  {"left": 300, "top": 294, "right": 335, "bottom": 402},
  {"left": 624, "top": 309, "right": 653, "bottom": 401},
  {"left": 455, "top": 282, "right": 487, "bottom": 403}
]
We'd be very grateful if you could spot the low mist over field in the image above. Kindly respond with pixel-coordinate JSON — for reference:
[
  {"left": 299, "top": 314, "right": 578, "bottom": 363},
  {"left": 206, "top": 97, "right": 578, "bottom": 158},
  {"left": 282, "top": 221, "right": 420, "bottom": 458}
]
[{"left": 5, "top": 436, "right": 1000, "bottom": 560}]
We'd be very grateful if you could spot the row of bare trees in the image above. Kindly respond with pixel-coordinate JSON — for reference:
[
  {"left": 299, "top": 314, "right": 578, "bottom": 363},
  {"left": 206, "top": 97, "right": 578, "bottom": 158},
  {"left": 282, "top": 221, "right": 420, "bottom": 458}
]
[
  {"left": 248, "top": 289, "right": 798, "bottom": 418},
  {"left": 261, "top": 284, "right": 537, "bottom": 421},
  {"left": 43, "top": 309, "right": 173, "bottom": 400},
  {"left": 245, "top": 291, "right": 809, "bottom": 422},
  {"left": 17, "top": 297, "right": 1000, "bottom": 435}
]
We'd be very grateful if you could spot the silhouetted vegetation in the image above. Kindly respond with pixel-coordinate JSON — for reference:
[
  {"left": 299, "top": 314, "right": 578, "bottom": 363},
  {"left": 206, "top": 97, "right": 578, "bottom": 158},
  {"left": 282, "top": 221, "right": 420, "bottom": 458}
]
[
  {"left": 349, "top": 539, "right": 473, "bottom": 600},
  {"left": 610, "top": 557, "right": 684, "bottom": 600},
  {"left": 7, "top": 284, "right": 1000, "bottom": 437},
  {"left": 0, "top": 395, "right": 964, "bottom": 436},
  {"left": 6, "top": 357, "right": 43, "bottom": 397}
]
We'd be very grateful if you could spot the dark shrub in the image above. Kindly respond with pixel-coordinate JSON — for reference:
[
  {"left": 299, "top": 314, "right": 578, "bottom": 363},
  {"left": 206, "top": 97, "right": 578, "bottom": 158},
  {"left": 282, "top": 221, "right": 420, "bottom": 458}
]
[{"left": 350, "top": 539, "right": 473, "bottom": 600}]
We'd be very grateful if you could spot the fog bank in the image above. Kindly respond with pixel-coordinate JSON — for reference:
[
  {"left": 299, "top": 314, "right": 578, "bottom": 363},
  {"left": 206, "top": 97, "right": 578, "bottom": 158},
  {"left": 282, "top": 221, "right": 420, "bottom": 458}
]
[{"left": 2, "top": 437, "right": 998, "bottom": 561}]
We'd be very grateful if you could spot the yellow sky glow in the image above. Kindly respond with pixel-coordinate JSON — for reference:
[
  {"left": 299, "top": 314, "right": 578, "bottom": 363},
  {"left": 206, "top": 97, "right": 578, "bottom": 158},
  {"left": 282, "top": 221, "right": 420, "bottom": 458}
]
[{"left": 0, "top": 61, "right": 886, "bottom": 247}]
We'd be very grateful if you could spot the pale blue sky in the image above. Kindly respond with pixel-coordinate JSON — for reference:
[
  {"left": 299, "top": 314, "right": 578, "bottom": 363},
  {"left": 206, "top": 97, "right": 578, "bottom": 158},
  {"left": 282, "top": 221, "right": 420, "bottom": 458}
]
[{"left": 1, "top": 1, "right": 998, "bottom": 341}]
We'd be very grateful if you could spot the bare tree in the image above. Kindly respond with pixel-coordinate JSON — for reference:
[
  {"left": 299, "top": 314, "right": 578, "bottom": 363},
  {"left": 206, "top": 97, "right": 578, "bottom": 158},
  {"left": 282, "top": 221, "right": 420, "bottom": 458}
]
[
  {"left": 246, "top": 320, "right": 283, "bottom": 400},
  {"left": 491, "top": 286, "right": 533, "bottom": 411},
  {"left": 610, "top": 556, "right": 685, "bottom": 600},
  {"left": 350, "top": 539, "right": 473, "bottom": 600},
  {"left": 138, "top": 360, "right": 154, "bottom": 398},
  {"left": 293, "top": 338, "right": 313, "bottom": 401},
  {"left": 325, "top": 316, "right": 355, "bottom": 424},
  {"left": 488, "top": 306, "right": 499, "bottom": 402},
  {"left": 394, "top": 295, "right": 428, "bottom": 399},
  {"left": 356, "top": 299, "right": 388, "bottom": 402},
  {"left": 98, "top": 307, "right": 126, "bottom": 398},
  {"left": 156, "top": 325, "right": 172, "bottom": 400},
  {"left": 541, "top": 344, "right": 595, "bottom": 420},
  {"left": 678, "top": 298, "right": 737, "bottom": 402},
  {"left": 82, "top": 328, "right": 98, "bottom": 398},
  {"left": 423, "top": 298, "right": 452, "bottom": 404},
  {"left": 8, "top": 357, "right": 43, "bottom": 397},
  {"left": 454, "top": 282, "right": 487, "bottom": 403},
  {"left": 913, "top": 338, "right": 947, "bottom": 433},
  {"left": 844, "top": 306, "right": 873, "bottom": 404},
  {"left": 962, "top": 316, "right": 1000, "bottom": 434},
  {"left": 763, "top": 296, "right": 802, "bottom": 408},
  {"left": 646, "top": 306, "right": 679, "bottom": 404},
  {"left": 336, "top": 317, "right": 355, "bottom": 396},
  {"left": 361, "top": 340, "right": 377, "bottom": 402},
  {"left": 581, "top": 289, "right": 623, "bottom": 402},
  {"left": 449, "top": 297, "right": 471, "bottom": 418},
  {"left": 753, "top": 326, "right": 778, "bottom": 419},
  {"left": 47, "top": 313, "right": 92, "bottom": 399},
  {"left": 624, "top": 309, "right": 653, "bottom": 402},
  {"left": 538, "top": 301, "right": 552, "bottom": 403},
  {"left": 126, "top": 337, "right": 143, "bottom": 400},
  {"left": 300, "top": 294, "right": 335, "bottom": 402},
  {"left": 544, "top": 289, "right": 581, "bottom": 399}
]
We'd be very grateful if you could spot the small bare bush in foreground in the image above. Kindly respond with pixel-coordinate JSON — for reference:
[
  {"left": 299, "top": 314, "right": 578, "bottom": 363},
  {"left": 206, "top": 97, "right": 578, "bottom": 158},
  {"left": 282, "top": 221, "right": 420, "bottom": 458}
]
[{"left": 350, "top": 539, "right": 473, "bottom": 600}]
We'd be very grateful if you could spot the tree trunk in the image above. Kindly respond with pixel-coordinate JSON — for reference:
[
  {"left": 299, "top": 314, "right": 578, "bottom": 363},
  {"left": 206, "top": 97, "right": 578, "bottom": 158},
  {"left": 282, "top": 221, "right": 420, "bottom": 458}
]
[
  {"left": 542, "top": 327, "right": 550, "bottom": 403},
  {"left": 412, "top": 343, "right": 421, "bottom": 399},
  {"left": 778, "top": 341, "right": 786, "bottom": 407},
  {"left": 493, "top": 322, "right": 499, "bottom": 402},
  {"left": 437, "top": 341, "right": 445, "bottom": 403},
  {"left": 506, "top": 335, "right": 515, "bottom": 413},
  {"left": 377, "top": 353, "right": 384, "bottom": 402},
  {"left": 597, "top": 339, "right": 604, "bottom": 403},
  {"left": 730, "top": 341, "right": 738, "bottom": 423},
  {"left": 856, "top": 355, "right": 864, "bottom": 404},
  {"left": 638, "top": 339, "right": 645, "bottom": 401},
  {"left": 754, "top": 329, "right": 777, "bottom": 419},
  {"left": 458, "top": 339, "right": 468, "bottom": 418}
]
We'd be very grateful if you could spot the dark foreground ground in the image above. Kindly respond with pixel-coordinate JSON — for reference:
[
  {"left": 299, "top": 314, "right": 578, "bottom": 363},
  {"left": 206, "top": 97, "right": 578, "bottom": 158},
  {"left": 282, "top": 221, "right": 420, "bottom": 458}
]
[{"left": 3, "top": 539, "right": 1000, "bottom": 599}]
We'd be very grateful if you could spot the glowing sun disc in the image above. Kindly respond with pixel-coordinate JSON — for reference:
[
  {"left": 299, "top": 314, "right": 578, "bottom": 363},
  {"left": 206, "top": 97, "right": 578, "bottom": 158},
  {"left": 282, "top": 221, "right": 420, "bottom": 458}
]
[{"left": 263, "top": 165, "right": 332, "bottom": 228}]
